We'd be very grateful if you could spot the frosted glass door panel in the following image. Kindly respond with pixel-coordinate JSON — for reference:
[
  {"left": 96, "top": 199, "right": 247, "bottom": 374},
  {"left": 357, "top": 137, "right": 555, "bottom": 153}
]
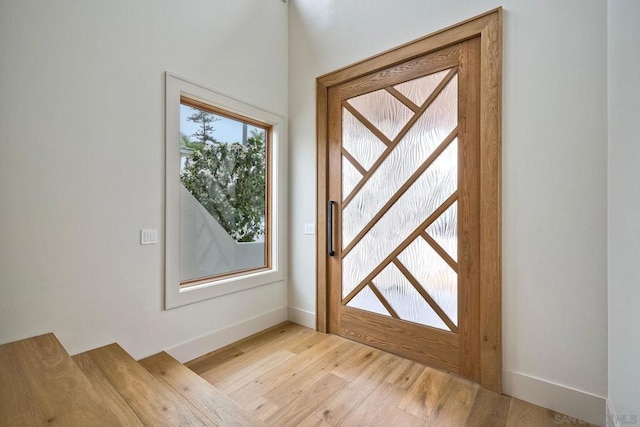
[
  {"left": 374, "top": 263, "right": 449, "bottom": 330},
  {"left": 397, "top": 237, "right": 457, "bottom": 325},
  {"left": 342, "top": 109, "right": 386, "bottom": 171},
  {"left": 426, "top": 202, "right": 458, "bottom": 262},
  {"left": 346, "top": 90, "right": 413, "bottom": 141},
  {"left": 342, "top": 157, "right": 362, "bottom": 198},
  {"left": 393, "top": 69, "right": 449, "bottom": 106},
  {"left": 341, "top": 68, "right": 459, "bottom": 331},
  {"left": 347, "top": 285, "right": 391, "bottom": 317},
  {"left": 342, "top": 77, "right": 458, "bottom": 247},
  {"left": 342, "top": 140, "right": 457, "bottom": 297}
]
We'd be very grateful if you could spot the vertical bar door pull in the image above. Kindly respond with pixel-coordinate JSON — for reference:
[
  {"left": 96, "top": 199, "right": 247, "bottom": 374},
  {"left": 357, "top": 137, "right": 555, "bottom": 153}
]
[{"left": 327, "top": 200, "right": 335, "bottom": 256}]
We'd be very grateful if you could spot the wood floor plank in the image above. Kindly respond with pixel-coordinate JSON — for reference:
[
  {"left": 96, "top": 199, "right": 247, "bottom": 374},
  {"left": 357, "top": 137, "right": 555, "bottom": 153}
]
[
  {"left": 266, "top": 373, "right": 348, "bottom": 427},
  {"left": 140, "top": 351, "right": 265, "bottom": 427},
  {"left": 263, "top": 341, "right": 360, "bottom": 408},
  {"left": 427, "top": 375, "right": 480, "bottom": 426},
  {"left": 466, "top": 386, "right": 510, "bottom": 426},
  {"left": 85, "top": 343, "right": 211, "bottom": 426},
  {"left": 7, "top": 334, "right": 132, "bottom": 426},
  {"left": 0, "top": 342, "right": 46, "bottom": 426},
  {"left": 397, "top": 366, "right": 452, "bottom": 420},
  {"left": 185, "top": 322, "right": 303, "bottom": 372},
  {"left": 506, "top": 399, "right": 598, "bottom": 427},
  {"left": 382, "top": 407, "right": 427, "bottom": 427},
  {"left": 195, "top": 327, "right": 310, "bottom": 384},
  {"left": 228, "top": 334, "right": 343, "bottom": 408},
  {"left": 314, "top": 352, "right": 403, "bottom": 425},
  {"left": 186, "top": 346, "right": 244, "bottom": 376},
  {"left": 206, "top": 348, "right": 296, "bottom": 394},
  {"left": 506, "top": 397, "right": 555, "bottom": 426},
  {"left": 329, "top": 344, "right": 383, "bottom": 380},
  {"left": 337, "top": 381, "right": 406, "bottom": 427},
  {"left": 235, "top": 322, "right": 311, "bottom": 353},
  {"left": 282, "top": 329, "right": 332, "bottom": 354},
  {"left": 72, "top": 352, "right": 143, "bottom": 426},
  {"left": 384, "top": 358, "right": 425, "bottom": 390},
  {"left": 245, "top": 397, "right": 280, "bottom": 421},
  {"left": 298, "top": 413, "right": 334, "bottom": 427}
]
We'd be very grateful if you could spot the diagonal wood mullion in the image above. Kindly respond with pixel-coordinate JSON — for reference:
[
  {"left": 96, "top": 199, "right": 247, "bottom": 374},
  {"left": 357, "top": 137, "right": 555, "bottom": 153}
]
[
  {"left": 392, "top": 258, "right": 458, "bottom": 333},
  {"left": 368, "top": 282, "right": 400, "bottom": 319},
  {"left": 342, "top": 127, "right": 458, "bottom": 258},
  {"left": 420, "top": 231, "right": 458, "bottom": 273},
  {"left": 342, "top": 191, "right": 458, "bottom": 306},
  {"left": 341, "top": 148, "right": 368, "bottom": 176},
  {"left": 342, "top": 101, "right": 392, "bottom": 147},
  {"left": 343, "top": 67, "right": 458, "bottom": 208},
  {"left": 385, "top": 87, "right": 420, "bottom": 112},
  {"left": 343, "top": 138, "right": 394, "bottom": 208}
]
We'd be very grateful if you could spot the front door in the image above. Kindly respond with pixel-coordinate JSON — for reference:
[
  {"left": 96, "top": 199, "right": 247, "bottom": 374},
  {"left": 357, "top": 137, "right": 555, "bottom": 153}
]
[
  {"left": 324, "top": 38, "right": 484, "bottom": 381},
  {"left": 317, "top": 11, "right": 502, "bottom": 390}
]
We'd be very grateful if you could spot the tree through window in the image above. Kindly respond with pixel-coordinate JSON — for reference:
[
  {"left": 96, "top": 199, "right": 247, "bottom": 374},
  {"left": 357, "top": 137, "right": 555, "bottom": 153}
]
[{"left": 179, "top": 97, "right": 270, "bottom": 285}]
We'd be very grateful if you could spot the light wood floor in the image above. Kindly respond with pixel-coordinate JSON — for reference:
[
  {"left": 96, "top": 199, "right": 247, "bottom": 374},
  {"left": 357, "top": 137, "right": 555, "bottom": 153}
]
[{"left": 186, "top": 322, "right": 596, "bottom": 427}]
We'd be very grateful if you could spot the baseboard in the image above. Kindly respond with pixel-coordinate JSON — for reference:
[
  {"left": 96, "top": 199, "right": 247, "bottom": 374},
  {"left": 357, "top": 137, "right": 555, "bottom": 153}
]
[
  {"left": 503, "top": 370, "right": 606, "bottom": 426},
  {"left": 287, "top": 306, "right": 316, "bottom": 329},
  {"left": 165, "top": 307, "right": 288, "bottom": 363},
  {"left": 606, "top": 399, "right": 618, "bottom": 427}
]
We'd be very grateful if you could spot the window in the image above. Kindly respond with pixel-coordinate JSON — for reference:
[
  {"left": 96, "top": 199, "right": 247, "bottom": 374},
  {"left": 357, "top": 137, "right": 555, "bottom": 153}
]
[
  {"left": 165, "top": 73, "right": 286, "bottom": 309},
  {"left": 179, "top": 98, "right": 271, "bottom": 283}
]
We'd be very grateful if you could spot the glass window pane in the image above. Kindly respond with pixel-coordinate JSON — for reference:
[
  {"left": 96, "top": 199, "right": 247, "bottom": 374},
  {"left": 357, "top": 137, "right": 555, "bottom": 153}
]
[{"left": 179, "top": 103, "right": 268, "bottom": 283}]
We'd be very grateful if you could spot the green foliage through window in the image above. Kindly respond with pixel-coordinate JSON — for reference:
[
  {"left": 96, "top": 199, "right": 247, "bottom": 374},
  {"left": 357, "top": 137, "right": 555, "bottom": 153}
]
[{"left": 179, "top": 105, "right": 267, "bottom": 243}]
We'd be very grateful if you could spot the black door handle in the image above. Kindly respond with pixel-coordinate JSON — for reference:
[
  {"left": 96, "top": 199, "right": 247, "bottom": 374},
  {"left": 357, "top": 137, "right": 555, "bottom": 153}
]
[{"left": 327, "top": 200, "right": 335, "bottom": 256}]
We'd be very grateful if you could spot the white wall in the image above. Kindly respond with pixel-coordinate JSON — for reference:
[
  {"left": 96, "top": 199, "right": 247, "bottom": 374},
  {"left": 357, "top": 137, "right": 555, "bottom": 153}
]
[
  {"left": 0, "top": 0, "right": 288, "bottom": 359},
  {"left": 608, "top": 0, "right": 640, "bottom": 420},
  {"left": 288, "top": 0, "right": 608, "bottom": 420}
]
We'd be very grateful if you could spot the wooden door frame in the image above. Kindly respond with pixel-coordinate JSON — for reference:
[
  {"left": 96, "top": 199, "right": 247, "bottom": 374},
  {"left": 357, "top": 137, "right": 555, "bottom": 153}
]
[{"left": 315, "top": 8, "right": 502, "bottom": 393}]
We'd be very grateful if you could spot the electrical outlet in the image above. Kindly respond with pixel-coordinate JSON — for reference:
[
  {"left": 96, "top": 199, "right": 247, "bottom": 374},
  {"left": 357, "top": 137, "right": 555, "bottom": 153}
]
[
  {"left": 140, "top": 229, "right": 157, "bottom": 245},
  {"left": 304, "top": 223, "right": 316, "bottom": 235}
]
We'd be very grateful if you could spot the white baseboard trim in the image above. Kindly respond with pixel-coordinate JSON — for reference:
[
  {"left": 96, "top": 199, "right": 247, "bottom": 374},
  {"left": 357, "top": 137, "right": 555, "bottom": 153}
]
[
  {"left": 503, "top": 370, "right": 606, "bottom": 426},
  {"left": 287, "top": 306, "right": 315, "bottom": 329},
  {"left": 165, "top": 307, "right": 288, "bottom": 363},
  {"left": 606, "top": 399, "right": 619, "bottom": 427}
]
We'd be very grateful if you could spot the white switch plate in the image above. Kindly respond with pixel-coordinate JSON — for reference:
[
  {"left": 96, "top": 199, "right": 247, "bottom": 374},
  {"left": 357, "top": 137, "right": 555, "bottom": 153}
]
[
  {"left": 140, "top": 229, "right": 157, "bottom": 245},
  {"left": 304, "top": 223, "right": 316, "bottom": 235}
]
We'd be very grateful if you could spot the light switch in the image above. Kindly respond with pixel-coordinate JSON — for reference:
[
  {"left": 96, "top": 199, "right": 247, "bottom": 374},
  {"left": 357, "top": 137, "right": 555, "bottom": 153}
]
[
  {"left": 140, "top": 229, "right": 157, "bottom": 245},
  {"left": 304, "top": 223, "right": 316, "bottom": 235}
]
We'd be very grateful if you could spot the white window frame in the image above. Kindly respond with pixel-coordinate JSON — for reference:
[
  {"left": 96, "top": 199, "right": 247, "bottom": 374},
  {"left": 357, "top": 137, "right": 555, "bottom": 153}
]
[{"left": 165, "top": 73, "right": 286, "bottom": 309}]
